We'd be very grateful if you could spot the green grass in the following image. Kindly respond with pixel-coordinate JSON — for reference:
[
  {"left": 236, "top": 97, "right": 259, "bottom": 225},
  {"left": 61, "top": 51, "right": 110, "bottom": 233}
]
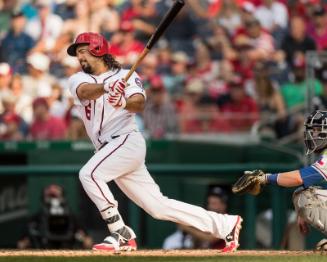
[{"left": 0, "top": 256, "right": 325, "bottom": 262}]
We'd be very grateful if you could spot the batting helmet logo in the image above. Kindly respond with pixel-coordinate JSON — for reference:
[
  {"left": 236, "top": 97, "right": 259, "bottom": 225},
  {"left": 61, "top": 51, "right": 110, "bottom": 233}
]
[{"left": 67, "top": 32, "right": 109, "bottom": 57}]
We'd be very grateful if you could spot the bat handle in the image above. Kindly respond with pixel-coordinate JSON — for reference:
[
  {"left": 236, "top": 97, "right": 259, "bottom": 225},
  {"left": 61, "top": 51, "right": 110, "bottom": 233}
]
[{"left": 124, "top": 48, "right": 150, "bottom": 82}]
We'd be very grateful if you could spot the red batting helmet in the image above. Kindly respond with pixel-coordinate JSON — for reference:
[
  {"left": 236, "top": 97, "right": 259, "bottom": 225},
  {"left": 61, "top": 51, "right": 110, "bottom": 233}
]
[{"left": 67, "top": 32, "right": 109, "bottom": 57}]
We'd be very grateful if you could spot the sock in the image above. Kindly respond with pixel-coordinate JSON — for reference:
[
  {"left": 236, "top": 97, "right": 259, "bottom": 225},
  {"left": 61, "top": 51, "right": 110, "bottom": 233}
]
[{"left": 267, "top": 173, "right": 279, "bottom": 185}]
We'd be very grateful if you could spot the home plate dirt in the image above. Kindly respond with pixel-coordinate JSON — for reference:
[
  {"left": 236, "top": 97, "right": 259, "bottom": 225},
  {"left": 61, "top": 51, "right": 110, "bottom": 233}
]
[{"left": 0, "top": 250, "right": 317, "bottom": 257}]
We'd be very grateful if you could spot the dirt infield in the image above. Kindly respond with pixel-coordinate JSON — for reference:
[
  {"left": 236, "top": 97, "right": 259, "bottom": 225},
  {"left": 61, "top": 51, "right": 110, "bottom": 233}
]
[{"left": 0, "top": 250, "right": 317, "bottom": 257}]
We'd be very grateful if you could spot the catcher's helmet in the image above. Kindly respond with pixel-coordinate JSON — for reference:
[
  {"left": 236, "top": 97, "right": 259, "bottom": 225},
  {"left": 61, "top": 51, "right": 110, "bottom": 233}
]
[
  {"left": 67, "top": 32, "right": 109, "bottom": 57},
  {"left": 304, "top": 110, "right": 327, "bottom": 154}
]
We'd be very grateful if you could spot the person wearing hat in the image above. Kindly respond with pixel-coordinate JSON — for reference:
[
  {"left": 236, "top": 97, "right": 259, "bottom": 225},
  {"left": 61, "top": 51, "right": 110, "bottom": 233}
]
[
  {"left": 0, "top": 11, "right": 35, "bottom": 74},
  {"left": 65, "top": 32, "right": 242, "bottom": 252},
  {"left": 162, "top": 51, "right": 189, "bottom": 97},
  {"left": 143, "top": 75, "right": 178, "bottom": 138},
  {"left": 163, "top": 185, "right": 230, "bottom": 250},
  {"left": 22, "top": 52, "right": 55, "bottom": 99}
]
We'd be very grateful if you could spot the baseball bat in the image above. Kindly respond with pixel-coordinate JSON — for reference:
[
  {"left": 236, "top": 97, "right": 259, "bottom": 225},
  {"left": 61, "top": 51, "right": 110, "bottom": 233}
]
[{"left": 124, "top": 0, "right": 185, "bottom": 81}]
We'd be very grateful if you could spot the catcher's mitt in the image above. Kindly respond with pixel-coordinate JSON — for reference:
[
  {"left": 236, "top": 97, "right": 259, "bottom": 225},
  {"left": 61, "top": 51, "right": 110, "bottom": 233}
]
[{"left": 232, "top": 170, "right": 267, "bottom": 195}]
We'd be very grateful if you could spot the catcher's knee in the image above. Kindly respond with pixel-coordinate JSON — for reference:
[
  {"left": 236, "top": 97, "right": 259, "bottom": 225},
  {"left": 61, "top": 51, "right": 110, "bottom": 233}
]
[{"left": 293, "top": 187, "right": 327, "bottom": 236}]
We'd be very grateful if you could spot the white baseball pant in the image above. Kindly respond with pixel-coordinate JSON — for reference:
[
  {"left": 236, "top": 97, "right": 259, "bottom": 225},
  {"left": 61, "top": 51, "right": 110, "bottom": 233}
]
[{"left": 79, "top": 132, "right": 238, "bottom": 239}]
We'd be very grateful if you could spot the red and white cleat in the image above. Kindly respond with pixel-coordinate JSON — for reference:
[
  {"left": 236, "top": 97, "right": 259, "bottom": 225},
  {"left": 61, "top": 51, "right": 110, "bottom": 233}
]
[
  {"left": 221, "top": 215, "right": 243, "bottom": 253},
  {"left": 93, "top": 226, "right": 137, "bottom": 252},
  {"left": 93, "top": 237, "right": 137, "bottom": 252}
]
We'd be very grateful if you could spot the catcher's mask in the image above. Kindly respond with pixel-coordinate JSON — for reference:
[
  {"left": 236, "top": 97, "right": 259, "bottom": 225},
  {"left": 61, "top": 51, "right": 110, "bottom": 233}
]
[
  {"left": 67, "top": 32, "right": 109, "bottom": 57},
  {"left": 304, "top": 110, "right": 327, "bottom": 154}
]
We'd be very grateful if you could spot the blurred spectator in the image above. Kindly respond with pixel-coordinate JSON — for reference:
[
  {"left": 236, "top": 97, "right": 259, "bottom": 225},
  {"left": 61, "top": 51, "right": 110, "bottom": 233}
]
[
  {"left": 89, "top": 0, "right": 120, "bottom": 37},
  {"left": 22, "top": 52, "right": 55, "bottom": 98},
  {"left": 179, "top": 79, "right": 231, "bottom": 134},
  {"left": 0, "top": 93, "right": 28, "bottom": 140},
  {"left": 217, "top": 77, "right": 259, "bottom": 131},
  {"left": 165, "top": 8, "right": 197, "bottom": 56},
  {"left": 0, "top": 62, "right": 12, "bottom": 112},
  {"left": 281, "top": 16, "right": 316, "bottom": 69},
  {"left": 25, "top": 0, "right": 63, "bottom": 53},
  {"left": 9, "top": 74, "right": 33, "bottom": 124},
  {"left": 120, "top": 0, "right": 157, "bottom": 43},
  {"left": 138, "top": 53, "right": 158, "bottom": 87},
  {"left": 0, "top": 11, "right": 35, "bottom": 74},
  {"left": 143, "top": 75, "right": 178, "bottom": 138},
  {"left": 0, "top": 0, "right": 16, "bottom": 36},
  {"left": 281, "top": 59, "right": 322, "bottom": 110},
  {"left": 253, "top": 63, "right": 289, "bottom": 138},
  {"left": 192, "top": 40, "right": 232, "bottom": 98},
  {"left": 255, "top": 0, "right": 288, "bottom": 32},
  {"left": 307, "top": 5, "right": 327, "bottom": 51},
  {"left": 58, "top": 55, "right": 80, "bottom": 97},
  {"left": 314, "top": 65, "right": 327, "bottom": 109},
  {"left": 54, "top": 0, "right": 77, "bottom": 20},
  {"left": 280, "top": 59, "right": 322, "bottom": 137},
  {"left": 162, "top": 51, "right": 189, "bottom": 97},
  {"left": 109, "top": 20, "right": 144, "bottom": 66},
  {"left": 17, "top": 184, "right": 93, "bottom": 249},
  {"left": 61, "top": 0, "right": 90, "bottom": 38},
  {"left": 156, "top": 44, "right": 172, "bottom": 75},
  {"left": 163, "top": 185, "right": 229, "bottom": 250},
  {"left": 233, "top": 18, "right": 275, "bottom": 62},
  {"left": 66, "top": 111, "right": 88, "bottom": 140},
  {"left": 254, "top": 0, "right": 288, "bottom": 48},
  {"left": 29, "top": 97, "right": 66, "bottom": 140},
  {"left": 48, "top": 83, "right": 69, "bottom": 118},
  {"left": 213, "top": 0, "right": 241, "bottom": 37},
  {"left": 239, "top": 1, "right": 257, "bottom": 25}
]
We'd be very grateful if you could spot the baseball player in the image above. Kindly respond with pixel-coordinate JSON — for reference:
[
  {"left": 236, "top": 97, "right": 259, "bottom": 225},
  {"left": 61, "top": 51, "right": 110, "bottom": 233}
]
[
  {"left": 66, "top": 32, "right": 242, "bottom": 252},
  {"left": 232, "top": 109, "right": 327, "bottom": 251}
]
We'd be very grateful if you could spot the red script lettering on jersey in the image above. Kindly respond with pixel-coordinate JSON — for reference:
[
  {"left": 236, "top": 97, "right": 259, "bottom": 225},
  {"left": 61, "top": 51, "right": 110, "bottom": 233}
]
[{"left": 85, "top": 102, "right": 91, "bottom": 120}]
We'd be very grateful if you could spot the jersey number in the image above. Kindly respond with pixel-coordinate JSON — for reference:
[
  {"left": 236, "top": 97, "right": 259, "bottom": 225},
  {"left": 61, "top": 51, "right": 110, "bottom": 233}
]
[{"left": 85, "top": 102, "right": 91, "bottom": 120}]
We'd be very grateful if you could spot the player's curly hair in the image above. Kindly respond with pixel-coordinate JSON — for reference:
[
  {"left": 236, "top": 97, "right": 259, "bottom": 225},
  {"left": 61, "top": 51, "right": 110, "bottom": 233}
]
[{"left": 103, "top": 54, "right": 121, "bottom": 71}]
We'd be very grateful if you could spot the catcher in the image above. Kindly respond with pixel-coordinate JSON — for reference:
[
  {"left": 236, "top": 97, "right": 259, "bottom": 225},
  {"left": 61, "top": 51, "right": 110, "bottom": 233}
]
[{"left": 232, "top": 110, "right": 327, "bottom": 251}]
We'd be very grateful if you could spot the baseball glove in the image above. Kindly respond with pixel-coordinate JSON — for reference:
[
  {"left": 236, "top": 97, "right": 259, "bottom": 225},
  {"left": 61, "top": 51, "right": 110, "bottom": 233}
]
[{"left": 232, "top": 170, "right": 267, "bottom": 195}]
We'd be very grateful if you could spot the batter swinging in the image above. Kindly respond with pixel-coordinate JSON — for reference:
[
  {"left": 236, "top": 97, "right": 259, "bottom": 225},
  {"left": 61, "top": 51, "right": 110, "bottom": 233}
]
[{"left": 67, "top": 32, "right": 242, "bottom": 252}]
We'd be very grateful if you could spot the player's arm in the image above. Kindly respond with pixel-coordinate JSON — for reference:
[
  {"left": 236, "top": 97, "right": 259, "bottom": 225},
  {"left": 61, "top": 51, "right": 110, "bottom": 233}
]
[
  {"left": 232, "top": 165, "right": 325, "bottom": 195},
  {"left": 125, "top": 94, "right": 145, "bottom": 113},
  {"left": 77, "top": 83, "right": 106, "bottom": 100}
]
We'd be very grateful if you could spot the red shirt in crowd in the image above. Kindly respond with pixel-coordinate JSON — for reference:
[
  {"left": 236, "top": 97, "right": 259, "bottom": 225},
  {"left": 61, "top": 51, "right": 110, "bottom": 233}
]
[
  {"left": 30, "top": 116, "right": 66, "bottom": 140},
  {"left": 220, "top": 96, "right": 259, "bottom": 131}
]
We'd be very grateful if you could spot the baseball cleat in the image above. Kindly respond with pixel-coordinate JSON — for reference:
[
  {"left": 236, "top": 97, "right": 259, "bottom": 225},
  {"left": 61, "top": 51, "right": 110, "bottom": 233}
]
[
  {"left": 221, "top": 215, "right": 243, "bottom": 253},
  {"left": 92, "top": 238, "right": 137, "bottom": 252},
  {"left": 93, "top": 230, "right": 137, "bottom": 252}
]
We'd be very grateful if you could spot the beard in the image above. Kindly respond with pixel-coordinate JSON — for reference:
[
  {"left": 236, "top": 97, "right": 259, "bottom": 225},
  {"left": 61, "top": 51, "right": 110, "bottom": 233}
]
[{"left": 80, "top": 61, "right": 93, "bottom": 74}]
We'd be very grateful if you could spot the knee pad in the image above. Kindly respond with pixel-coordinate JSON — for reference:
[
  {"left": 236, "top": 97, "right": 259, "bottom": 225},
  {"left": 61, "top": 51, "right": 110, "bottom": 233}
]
[{"left": 293, "top": 187, "right": 327, "bottom": 236}]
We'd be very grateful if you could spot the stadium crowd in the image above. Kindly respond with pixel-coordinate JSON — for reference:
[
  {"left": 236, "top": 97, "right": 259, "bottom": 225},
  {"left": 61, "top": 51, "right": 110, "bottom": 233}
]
[{"left": 0, "top": 0, "right": 327, "bottom": 140}]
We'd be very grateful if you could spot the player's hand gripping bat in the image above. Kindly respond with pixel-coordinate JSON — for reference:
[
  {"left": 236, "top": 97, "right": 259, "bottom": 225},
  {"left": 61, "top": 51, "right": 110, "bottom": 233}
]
[{"left": 124, "top": 0, "right": 185, "bottom": 82}]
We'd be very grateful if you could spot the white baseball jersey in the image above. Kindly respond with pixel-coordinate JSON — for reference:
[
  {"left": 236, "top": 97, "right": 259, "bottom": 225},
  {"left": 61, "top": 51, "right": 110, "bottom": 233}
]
[
  {"left": 68, "top": 69, "right": 146, "bottom": 150},
  {"left": 72, "top": 67, "right": 239, "bottom": 243}
]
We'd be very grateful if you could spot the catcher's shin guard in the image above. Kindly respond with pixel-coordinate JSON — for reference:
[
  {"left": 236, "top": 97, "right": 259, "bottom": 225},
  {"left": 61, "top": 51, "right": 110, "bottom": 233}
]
[{"left": 293, "top": 187, "right": 327, "bottom": 236}]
